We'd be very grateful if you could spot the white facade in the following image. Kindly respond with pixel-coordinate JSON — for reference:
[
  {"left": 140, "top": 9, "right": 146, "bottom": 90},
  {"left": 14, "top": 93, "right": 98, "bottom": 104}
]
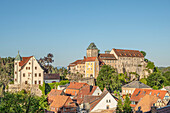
[
  {"left": 91, "top": 92, "right": 117, "bottom": 112},
  {"left": 14, "top": 56, "right": 44, "bottom": 85},
  {"left": 92, "top": 86, "right": 102, "bottom": 96}
]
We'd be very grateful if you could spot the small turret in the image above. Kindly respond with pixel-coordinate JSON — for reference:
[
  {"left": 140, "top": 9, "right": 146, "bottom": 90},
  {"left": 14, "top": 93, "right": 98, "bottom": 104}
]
[{"left": 15, "top": 51, "right": 22, "bottom": 61}]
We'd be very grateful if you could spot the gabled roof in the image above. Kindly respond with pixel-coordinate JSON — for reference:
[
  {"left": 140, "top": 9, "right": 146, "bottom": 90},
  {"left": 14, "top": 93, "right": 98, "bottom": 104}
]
[
  {"left": 112, "top": 48, "right": 144, "bottom": 57},
  {"left": 66, "top": 82, "right": 88, "bottom": 90},
  {"left": 18, "top": 56, "right": 33, "bottom": 71},
  {"left": 99, "top": 54, "right": 116, "bottom": 60},
  {"left": 50, "top": 95, "right": 70, "bottom": 108},
  {"left": 68, "top": 59, "right": 84, "bottom": 67},
  {"left": 134, "top": 95, "right": 159, "bottom": 112},
  {"left": 85, "top": 57, "right": 97, "bottom": 62},
  {"left": 44, "top": 73, "right": 60, "bottom": 80},
  {"left": 130, "top": 88, "right": 168, "bottom": 102},
  {"left": 122, "top": 81, "right": 151, "bottom": 89},
  {"left": 48, "top": 89, "right": 63, "bottom": 98}
]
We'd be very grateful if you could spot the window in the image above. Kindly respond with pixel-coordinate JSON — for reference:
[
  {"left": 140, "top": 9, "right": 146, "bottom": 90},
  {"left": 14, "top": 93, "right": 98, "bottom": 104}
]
[
  {"left": 23, "top": 73, "right": 25, "bottom": 77},
  {"left": 15, "top": 63, "right": 17, "bottom": 65},
  {"left": 15, "top": 72, "right": 17, "bottom": 74},
  {"left": 106, "top": 100, "right": 108, "bottom": 103},
  {"left": 123, "top": 90, "right": 125, "bottom": 93},
  {"left": 126, "top": 90, "right": 128, "bottom": 93},
  {"left": 109, "top": 100, "right": 111, "bottom": 103},
  {"left": 35, "top": 73, "right": 37, "bottom": 77},
  {"left": 29, "top": 62, "right": 31, "bottom": 65},
  {"left": 39, "top": 80, "right": 41, "bottom": 84},
  {"left": 25, "top": 81, "right": 27, "bottom": 84},
  {"left": 91, "top": 63, "right": 92, "bottom": 65},
  {"left": 35, "top": 81, "right": 37, "bottom": 84},
  {"left": 91, "top": 68, "right": 92, "bottom": 70},
  {"left": 35, "top": 67, "right": 37, "bottom": 70},
  {"left": 39, "top": 73, "right": 41, "bottom": 77}
]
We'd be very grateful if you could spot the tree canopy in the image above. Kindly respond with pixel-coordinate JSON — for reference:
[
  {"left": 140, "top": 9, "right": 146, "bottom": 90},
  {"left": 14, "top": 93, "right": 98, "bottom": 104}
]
[
  {"left": 140, "top": 51, "right": 146, "bottom": 57},
  {"left": 0, "top": 91, "right": 49, "bottom": 113},
  {"left": 96, "top": 65, "right": 122, "bottom": 92}
]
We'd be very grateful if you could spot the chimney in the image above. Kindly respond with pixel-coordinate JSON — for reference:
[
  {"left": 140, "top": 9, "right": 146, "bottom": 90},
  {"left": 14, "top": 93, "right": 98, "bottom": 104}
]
[{"left": 151, "top": 104, "right": 157, "bottom": 113}]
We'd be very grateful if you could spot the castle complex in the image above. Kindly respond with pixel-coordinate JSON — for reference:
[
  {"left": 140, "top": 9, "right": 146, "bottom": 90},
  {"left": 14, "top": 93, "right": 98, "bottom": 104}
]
[{"left": 68, "top": 43, "right": 152, "bottom": 80}]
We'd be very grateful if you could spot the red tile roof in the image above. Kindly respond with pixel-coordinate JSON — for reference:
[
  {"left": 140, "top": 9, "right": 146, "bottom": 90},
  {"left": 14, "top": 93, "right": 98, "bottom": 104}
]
[
  {"left": 19, "top": 56, "right": 33, "bottom": 67},
  {"left": 67, "top": 82, "right": 88, "bottom": 90},
  {"left": 134, "top": 95, "right": 159, "bottom": 112},
  {"left": 130, "top": 88, "right": 168, "bottom": 102},
  {"left": 113, "top": 49, "right": 144, "bottom": 57},
  {"left": 85, "top": 57, "right": 97, "bottom": 62},
  {"left": 68, "top": 59, "right": 85, "bottom": 67}
]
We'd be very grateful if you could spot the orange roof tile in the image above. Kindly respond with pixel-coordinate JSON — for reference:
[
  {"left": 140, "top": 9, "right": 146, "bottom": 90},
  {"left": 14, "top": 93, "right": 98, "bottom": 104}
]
[
  {"left": 67, "top": 82, "right": 88, "bottom": 90},
  {"left": 99, "top": 54, "right": 116, "bottom": 60},
  {"left": 130, "top": 88, "right": 168, "bottom": 102},
  {"left": 19, "top": 56, "right": 33, "bottom": 67},
  {"left": 113, "top": 49, "right": 144, "bottom": 57},
  {"left": 134, "top": 95, "right": 159, "bottom": 112},
  {"left": 50, "top": 95, "right": 69, "bottom": 108},
  {"left": 85, "top": 57, "right": 97, "bottom": 62},
  {"left": 48, "top": 89, "right": 62, "bottom": 97}
]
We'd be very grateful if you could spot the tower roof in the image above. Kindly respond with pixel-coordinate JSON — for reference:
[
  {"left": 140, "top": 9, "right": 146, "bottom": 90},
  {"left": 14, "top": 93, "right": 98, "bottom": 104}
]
[
  {"left": 87, "top": 43, "right": 98, "bottom": 50},
  {"left": 15, "top": 51, "right": 22, "bottom": 61}
]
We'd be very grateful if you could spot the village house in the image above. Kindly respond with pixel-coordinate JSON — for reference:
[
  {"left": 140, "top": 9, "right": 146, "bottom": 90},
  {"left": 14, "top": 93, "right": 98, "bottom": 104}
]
[
  {"left": 130, "top": 88, "right": 170, "bottom": 111},
  {"left": 68, "top": 43, "right": 152, "bottom": 80},
  {"left": 47, "top": 89, "right": 64, "bottom": 104},
  {"left": 44, "top": 73, "right": 60, "bottom": 83},
  {"left": 122, "top": 81, "right": 152, "bottom": 99},
  {"left": 8, "top": 52, "right": 44, "bottom": 96},
  {"left": 49, "top": 95, "right": 77, "bottom": 113},
  {"left": 81, "top": 88, "right": 118, "bottom": 113}
]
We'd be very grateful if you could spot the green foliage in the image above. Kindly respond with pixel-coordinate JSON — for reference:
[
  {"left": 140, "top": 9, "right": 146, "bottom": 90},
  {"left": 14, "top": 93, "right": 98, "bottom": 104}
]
[
  {"left": 162, "top": 71, "right": 170, "bottom": 86},
  {"left": 123, "top": 95, "right": 132, "bottom": 113},
  {"left": 116, "top": 96, "right": 123, "bottom": 113},
  {"left": 97, "top": 65, "right": 122, "bottom": 92},
  {"left": 0, "top": 91, "right": 48, "bottom": 113},
  {"left": 0, "top": 57, "right": 14, "bottom": 89},
  {"left": 140, "top": 51, "right": 146, "bottom": 57},
  {"left": 139, "top": 78, "right": 147, "bottom": 85},
  {"left": 146, "top": 61, "right": 155, "bottom": 69},
  {"left": 147, "top": 72, "right": 166, "bottom": 89},
  {"left": 39, "top": 80, "right": 69, "bottom": 95}
]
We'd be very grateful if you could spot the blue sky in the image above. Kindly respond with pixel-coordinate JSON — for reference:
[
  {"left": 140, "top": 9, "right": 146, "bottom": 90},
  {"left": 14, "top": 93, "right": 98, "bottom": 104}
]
[{"left": 0, "top": 0, "right": 170, "bottom": 67}]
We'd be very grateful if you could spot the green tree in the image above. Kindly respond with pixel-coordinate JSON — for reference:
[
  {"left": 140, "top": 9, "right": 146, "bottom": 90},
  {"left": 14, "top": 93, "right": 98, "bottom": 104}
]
[
  {"left": 140, "top": 51, "right": 146, "bottom": 57},
  {"left": 147, "top": 72, "right": 166, "bottom": 89},
  {"left": 0, "top": 91, "right": 49, "bottom": 113},
  {"left": 123, "top": 95, "right": 132, "bottom": 113},
  {"left": 146, "top": 61, "right": 155, "bottom": 69},
  {"left": 139, "top": 78, "right": 147, "bottom": 85},
  {"left": 97, "top": 65, "right": 122, "bottom": 92},
  {"left": 116, "top": 96, "right": 123, "bottom": 113},
  {"left": 163, "top": 71, "right": 170, "bottom": 86}
]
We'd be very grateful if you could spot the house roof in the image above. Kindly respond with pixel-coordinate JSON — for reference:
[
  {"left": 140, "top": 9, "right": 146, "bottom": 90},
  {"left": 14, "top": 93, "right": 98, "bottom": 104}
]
[
  {"left": 48, "top": 89, "right": 63, "bottom": 98},
  {"left": 122, "top": 81, "right": 151, "bottom": 89},
  {"left": 134, "top": 95, "right": 159, "bottom": 112},
  {"left": 130, "top": 88, "right": 168, "bottom": 102},
  {"left": 85, "top": 57, "right": 97, "bottom": 62},
  {"left": 66, "top": 82, "right": 88, "bottom": 90},
  {"left": 88, "top": 86, "right": 98, "bottom": 95},
  {"left": 19, "top": 56, "right": 33, "bottom": 67},
  {"left": 50, "top": 95, "right": 70, "bottom": 108},
  {"left": 99, "top": 54, "right": 116, "bottom": 60},
  {"left": 44, "top": 73, "right": 60, "bottom": 80},
  {"left": 157, "top": 105, "right": 170, "bottom": 113},
  {"left": 112, "top": 48, "right": 144, "bottom": 57}
]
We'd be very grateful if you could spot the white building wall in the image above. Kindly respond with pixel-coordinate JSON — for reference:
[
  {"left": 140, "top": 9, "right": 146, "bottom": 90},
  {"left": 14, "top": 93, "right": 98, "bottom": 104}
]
[
  {"left": 91, "top": 92, "right": 117, "bottom": 112},
  {"left": 92, "top": 87, "right": 102, "bottom": 96}
]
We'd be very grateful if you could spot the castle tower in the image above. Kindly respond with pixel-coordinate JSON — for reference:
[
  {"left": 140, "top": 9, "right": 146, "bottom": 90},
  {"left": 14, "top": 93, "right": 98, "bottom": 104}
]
[
  {"left": 14, "top": 51, "right": 22, "bottom": 84},
  {"left": 86, "top": 43, "right": 99, "bottom": 57}
]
